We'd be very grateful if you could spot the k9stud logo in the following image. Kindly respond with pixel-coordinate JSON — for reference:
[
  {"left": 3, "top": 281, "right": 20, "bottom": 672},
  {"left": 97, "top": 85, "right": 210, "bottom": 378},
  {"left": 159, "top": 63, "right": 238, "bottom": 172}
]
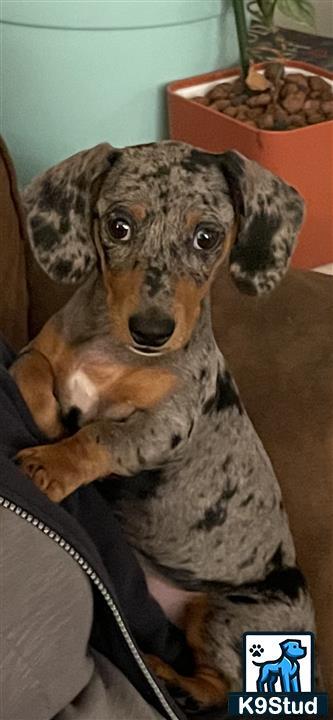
[
  {"left": 228, "top": 632, "right": 329, "bottom": 716},
  {"left": 245, "top": 633, "right": 312, "bottom": 693}
]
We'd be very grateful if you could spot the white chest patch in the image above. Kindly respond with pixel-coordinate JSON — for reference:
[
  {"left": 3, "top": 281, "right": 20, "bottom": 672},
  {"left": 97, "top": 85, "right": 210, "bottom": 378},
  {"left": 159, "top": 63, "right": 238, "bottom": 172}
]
[{"left": 66, "top": 369, "right": 99, "bottom": 415}]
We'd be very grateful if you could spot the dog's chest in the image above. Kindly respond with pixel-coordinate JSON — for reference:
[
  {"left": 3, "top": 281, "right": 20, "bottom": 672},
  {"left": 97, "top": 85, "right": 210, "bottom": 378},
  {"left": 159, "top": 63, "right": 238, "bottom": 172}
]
[
  {"left": 63, "top": 365, "right": 129, "bottom": 421},
  {"left": 66, "top": 369, "right": 99, "bottom": 416},
  {"left": 58, "top": 347, "right": 177, "bottom": 425},
  {"left": 59, "top": 357, "right": 139, "bottom": 423}
]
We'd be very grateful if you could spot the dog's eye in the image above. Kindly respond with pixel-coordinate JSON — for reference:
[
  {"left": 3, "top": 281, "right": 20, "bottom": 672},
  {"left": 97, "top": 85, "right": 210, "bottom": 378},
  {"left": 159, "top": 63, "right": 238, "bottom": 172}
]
[
  {"left": 108, "top": 217, "right": 132, "bottom": 242},
  {"left": 193, "top": 225, "right": 221, "bottom": 251}
]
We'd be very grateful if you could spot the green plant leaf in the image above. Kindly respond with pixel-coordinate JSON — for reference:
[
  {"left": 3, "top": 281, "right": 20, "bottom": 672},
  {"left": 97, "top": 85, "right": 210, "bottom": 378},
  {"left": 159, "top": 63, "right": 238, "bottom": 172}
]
[
  {"left": 256, "top": 1, "right": 272, "bottom": 18},
  {"left": 276, "top": 0, "right": 315, "bottom": 27},
  {"left": 257, "top": 0, "right": 274, "bottom": 14},
  {"left": 249, "top": 10, "right": 267, "bottom": 23},
  {"left": 250, "top": 0, "right": 278, "bottom": 28}
]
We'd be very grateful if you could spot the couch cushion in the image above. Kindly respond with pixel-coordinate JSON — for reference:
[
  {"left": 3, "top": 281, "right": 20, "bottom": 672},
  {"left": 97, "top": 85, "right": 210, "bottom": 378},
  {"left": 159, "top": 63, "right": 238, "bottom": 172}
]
[
  {"left": 212, "top": 266, "right": 333, "bottom": 698},
  {"left": 25, "top": 244, "right": 75, "bottom": 340},
  {"left": 0, "top": 137, "right": 29, "bottom": 350}
]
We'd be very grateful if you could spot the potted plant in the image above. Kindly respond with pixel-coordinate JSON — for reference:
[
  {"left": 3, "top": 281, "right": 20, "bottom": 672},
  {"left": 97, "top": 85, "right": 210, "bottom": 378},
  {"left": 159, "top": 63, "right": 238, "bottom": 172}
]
[{"left": 167, "top": 0, "right": 333, "bottom": 269}]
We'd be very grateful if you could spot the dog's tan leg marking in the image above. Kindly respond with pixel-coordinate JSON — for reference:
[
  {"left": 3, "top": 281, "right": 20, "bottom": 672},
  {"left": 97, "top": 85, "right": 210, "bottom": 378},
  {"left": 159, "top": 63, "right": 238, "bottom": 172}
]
[
  {"left": 11, "top": 315, "right": 77, "bottom": 438},
  {"left": 16, "top": 428, "right": 112, "bottom": 502},
  {"left": 145, "top": 655, "right": 228, "bottom": 707},
  {"left": 16, "top": 365, "right": 178, "bottom": 502},
  {"left": 10, "top": 350, "right": 63, "bottom": 439},
  {"left": 146, "top": 596, "right": 229, "bottom": 708}
]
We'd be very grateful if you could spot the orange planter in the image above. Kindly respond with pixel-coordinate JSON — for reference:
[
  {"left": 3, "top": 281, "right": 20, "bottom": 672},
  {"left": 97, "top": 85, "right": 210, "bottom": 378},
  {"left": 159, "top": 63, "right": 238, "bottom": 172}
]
[{"left": 167, "top": 61, "right": 333, "bottom": 269}]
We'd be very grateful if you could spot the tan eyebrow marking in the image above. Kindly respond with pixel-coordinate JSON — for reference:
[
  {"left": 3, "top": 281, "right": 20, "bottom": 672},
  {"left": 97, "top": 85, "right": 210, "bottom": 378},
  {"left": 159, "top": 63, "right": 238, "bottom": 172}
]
[
  {"left": 128, "top": 203, "right": 147, "bottom": 221},
  {"left": 185, "top": 210, "right": 203, "bottom": 231}
]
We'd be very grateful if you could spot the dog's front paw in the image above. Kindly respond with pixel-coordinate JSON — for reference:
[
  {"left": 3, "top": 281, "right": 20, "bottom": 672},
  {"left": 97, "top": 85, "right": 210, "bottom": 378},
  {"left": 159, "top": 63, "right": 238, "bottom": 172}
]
[
  {"left": 16, "top": 445, "right": 76, "bottom": 502},
  {"left": 145, "top": 655, "right": 174, "bottom": 680},
  {"left": 145, "top": 654, "right": 228, "bottom": 709}
]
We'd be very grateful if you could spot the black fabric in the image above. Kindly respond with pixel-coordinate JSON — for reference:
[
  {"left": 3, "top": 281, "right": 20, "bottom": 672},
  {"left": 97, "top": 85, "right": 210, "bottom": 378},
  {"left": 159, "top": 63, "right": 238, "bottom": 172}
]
[
  {"left": 0, "top": 337, "right": 187, "bottom": 720},
  {"left": 64, "top": 489, "right": 194, "bottom": 674},
  {"left": 0, "top": 338, "right": 232, "bottom": 720}
]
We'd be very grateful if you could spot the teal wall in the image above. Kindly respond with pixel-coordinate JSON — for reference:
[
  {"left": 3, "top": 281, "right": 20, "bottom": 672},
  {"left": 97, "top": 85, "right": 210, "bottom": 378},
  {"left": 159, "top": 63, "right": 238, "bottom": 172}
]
[{"left": 1, "top": 1, "right": 239, "bottom": 184}]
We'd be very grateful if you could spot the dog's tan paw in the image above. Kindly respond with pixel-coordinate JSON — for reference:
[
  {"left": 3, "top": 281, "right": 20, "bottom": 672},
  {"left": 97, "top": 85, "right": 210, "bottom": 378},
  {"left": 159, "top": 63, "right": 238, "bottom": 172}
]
[
  {"left": 35, "top": 405, "right": 65, "bottom": 440},
  {"left": 145, "top": 654, "right": 229, "bottom": 708},
  {"left": 16, "top": 445, "right": 75, "bottom": 502},
  {"left": 145, "top": 655, "right": 175, "bottom": 680}
]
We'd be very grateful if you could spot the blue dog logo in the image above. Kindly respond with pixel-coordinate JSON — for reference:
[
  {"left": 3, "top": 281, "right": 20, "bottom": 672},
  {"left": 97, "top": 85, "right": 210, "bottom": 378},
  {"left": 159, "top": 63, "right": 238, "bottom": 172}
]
[
  {"left": 228, "top": 633, "right": 329, "bottom": 716},
  {"left": 253, "top": 638, "right": 307, "bottom": 693}
]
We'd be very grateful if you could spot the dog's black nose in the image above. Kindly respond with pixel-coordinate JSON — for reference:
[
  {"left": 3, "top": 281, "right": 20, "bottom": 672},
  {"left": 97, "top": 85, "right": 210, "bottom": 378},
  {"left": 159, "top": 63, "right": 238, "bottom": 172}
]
[{"left": 129, "top": 313, "right": 175, "bottom": 348}]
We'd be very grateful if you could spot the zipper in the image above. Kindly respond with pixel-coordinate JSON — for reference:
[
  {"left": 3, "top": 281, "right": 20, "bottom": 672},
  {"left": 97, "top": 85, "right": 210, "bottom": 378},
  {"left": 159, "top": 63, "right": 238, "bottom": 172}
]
[{"left": 0, "top": 495, "right": 181, "bottom": 720}]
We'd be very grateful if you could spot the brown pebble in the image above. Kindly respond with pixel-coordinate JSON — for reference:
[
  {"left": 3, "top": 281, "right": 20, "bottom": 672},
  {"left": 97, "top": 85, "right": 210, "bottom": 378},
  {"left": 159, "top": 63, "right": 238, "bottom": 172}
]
[
  {"left": 231, "top": 93, "right": 249, "bottom": 107},
  {"left": 280, "top": 82, "right": 299, "bottom": 99},
  {"left": 207, "top": 84, "right": 230, "bottom": 102},
  {"left": 308, "top": 76, "right": 332, "bottom": 93},
  {"left": 285, "top": 73, "right": 308, "bottom": 91},
  {"left": 247, "top": 92, "right": 271, "bottom": 107},
  {"left": 257, "top": 114, "right": 275, "bottom": 130},
  {"left": 211, "top": 98, "right": 230, "bottom": 111},
  {"left": 236, "top": 104, "right": 249, "bottom": 114},
  {"left": 223, "top": 106, "right": 238, "bottom": 117},
  {"left": 309, "top": 91, "right": 321, "bottom": 99},
  {"left": 274, "top": 108, "right": 289, "bottom": 129},
  {"left": 321, "top": 100, "right": 333, "bottom": 115},
  {"left": 304, "top": 99, "right": 320, "bottom": 113},
  {"left": 247, "top": 107, "right": 264, "bottom": 119},
  {"left": 321, "top": 89, "right": 333, "bottom": 101},
  {"left": 192, "top": 96, "right": 210, "bottom": 106},
  {"left": 282, "top": 90, "right": 306, "bottom": 114},
  {"left": 307, "top": 112, "right": 325, "bottom": 124},
  {"left": 236, "top": 106, "right": 250, "bottom": 121},
  {"left": 244, "top": 120, "right": 258, "bottom": 128},
  {"left": 288, "top": 114, "right": 306, "bottom": 127},
  {"left": 219, "top": 82, "right": 233, "bottom": 94}
]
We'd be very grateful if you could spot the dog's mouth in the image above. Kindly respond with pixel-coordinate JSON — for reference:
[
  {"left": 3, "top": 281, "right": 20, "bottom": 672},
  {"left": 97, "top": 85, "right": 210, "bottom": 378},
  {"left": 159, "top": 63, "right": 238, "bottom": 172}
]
[{"left": 128, "top": 344, "right": 164, "bottom": 357}]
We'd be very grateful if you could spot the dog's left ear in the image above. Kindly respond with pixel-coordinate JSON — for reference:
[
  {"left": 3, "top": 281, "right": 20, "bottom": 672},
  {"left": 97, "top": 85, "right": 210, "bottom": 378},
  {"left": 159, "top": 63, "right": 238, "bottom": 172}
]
[{"left": 218, "top": 151, "right": 304, "bottom": 295}]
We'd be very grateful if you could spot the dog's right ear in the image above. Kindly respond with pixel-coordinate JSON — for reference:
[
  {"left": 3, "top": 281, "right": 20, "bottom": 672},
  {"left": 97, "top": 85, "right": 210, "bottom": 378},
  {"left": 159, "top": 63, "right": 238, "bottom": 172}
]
[{"left": 23, "top": 143, "right": 121, "bottom": 284}]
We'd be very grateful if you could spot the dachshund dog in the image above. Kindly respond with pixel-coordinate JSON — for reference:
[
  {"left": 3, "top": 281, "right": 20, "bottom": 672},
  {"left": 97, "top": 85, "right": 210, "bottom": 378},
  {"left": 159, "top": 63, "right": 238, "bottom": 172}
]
[{"left": 12, "top": 141, "right": 316, "bottom": 709}]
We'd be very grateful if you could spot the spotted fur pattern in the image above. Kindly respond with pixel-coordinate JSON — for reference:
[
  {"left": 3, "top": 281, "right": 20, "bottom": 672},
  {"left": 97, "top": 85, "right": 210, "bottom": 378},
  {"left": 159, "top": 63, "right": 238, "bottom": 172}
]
[
  {"left": 21, "top": 141, "right": 315, "bottom": 696},
  {"left": 23, "top": 141, "right": 304, "bottom": 295},
  {"left": 183, "top": 149, "right": 304, "bottom": 295},
  {"left": 23, "top": 143, "right": 115, "bottom": 283}
]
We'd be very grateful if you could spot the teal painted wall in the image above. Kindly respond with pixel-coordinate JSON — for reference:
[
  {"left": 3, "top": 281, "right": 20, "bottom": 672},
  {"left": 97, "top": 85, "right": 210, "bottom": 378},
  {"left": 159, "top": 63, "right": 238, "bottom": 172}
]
[{"left": 1, "top": 1, "right": 239, "bottom": 184}]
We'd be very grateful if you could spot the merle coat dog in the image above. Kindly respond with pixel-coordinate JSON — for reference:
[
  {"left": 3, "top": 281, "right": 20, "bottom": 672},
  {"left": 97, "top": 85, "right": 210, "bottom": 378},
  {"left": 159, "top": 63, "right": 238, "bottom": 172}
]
[{"left": 12, "top": 141, "right": 316, "bottom": 707}]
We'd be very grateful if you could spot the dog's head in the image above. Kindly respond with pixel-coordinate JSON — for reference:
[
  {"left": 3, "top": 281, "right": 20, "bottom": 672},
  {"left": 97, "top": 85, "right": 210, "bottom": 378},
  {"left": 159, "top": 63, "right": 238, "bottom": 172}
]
[
  {"left": 24, "top": 141, "right": 304, "bottom": 356},
  {"left": 280, "top": 639, "right": 307, "bottom": 660}
]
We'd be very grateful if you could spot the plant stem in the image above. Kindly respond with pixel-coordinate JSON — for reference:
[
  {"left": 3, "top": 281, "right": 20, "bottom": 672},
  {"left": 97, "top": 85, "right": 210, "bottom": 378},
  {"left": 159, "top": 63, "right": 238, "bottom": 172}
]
[{"left": 232, "top": 0, "right": 250, "bottom": 78}]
